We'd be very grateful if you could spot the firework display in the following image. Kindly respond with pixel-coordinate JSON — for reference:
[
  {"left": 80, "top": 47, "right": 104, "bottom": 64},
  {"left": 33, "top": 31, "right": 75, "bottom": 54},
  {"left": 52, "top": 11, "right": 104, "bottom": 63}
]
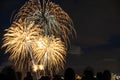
[{"left": 2, "top": 0, "right": 76, "bottom": 77}]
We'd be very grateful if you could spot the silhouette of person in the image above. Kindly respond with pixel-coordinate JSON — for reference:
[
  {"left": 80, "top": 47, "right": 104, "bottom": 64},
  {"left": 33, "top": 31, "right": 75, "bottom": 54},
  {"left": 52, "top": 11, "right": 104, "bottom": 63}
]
[
  {"left": 64, "top": 67, "right": 75, "bottom": 80},
  {"left": 1, "top": 66, "right": 17, "bottom": 80},
  {"left": 102, "top": 70, "right": 111, "bottom": 80},
  {"left": 96, "top": 72, "right": 103, "bottom": 80},
  {"left": 81, "top": 66, "right": 96, "bottom": 80}
]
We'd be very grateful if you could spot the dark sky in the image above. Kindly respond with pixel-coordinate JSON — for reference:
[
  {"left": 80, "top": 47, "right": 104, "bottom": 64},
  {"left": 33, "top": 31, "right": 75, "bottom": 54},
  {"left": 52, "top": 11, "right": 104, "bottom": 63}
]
[
  {"left": 0, "top": 0, "right": 120, "bottom": 73},
  {"left": 1, "top": 0, "right": 120, "bottom": 47}
]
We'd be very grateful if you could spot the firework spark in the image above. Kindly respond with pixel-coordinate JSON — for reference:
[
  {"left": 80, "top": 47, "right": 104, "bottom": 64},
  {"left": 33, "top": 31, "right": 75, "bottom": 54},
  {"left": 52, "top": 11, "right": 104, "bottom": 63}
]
[{"left": 32, "top": 35, "right": 66, "bottom": 75}]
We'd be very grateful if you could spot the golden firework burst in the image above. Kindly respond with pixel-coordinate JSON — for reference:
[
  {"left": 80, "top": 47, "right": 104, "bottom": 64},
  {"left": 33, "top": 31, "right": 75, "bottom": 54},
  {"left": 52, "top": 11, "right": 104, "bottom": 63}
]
[
  {"left": 2, "top": 19, "right": 41, "bottom": 71},
  {"left": 2, "top": 18, "right": 66, "bottom": 75},
  {"left": 13, "top": 0, "right": 76, "bottom": 46},
  {"left": 32, "top": 35, "right": 66, "bottom": 75}
]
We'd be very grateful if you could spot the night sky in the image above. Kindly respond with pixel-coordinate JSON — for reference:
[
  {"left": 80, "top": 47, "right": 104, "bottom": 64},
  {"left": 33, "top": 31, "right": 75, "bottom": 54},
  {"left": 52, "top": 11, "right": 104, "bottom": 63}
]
[{"left": 0, "top": 0, "right": 120, "bottom": 74}]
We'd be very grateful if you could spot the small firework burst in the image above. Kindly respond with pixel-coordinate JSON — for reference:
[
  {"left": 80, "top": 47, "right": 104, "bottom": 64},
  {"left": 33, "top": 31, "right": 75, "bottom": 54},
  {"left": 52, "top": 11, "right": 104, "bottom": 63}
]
[
  {"left": 32, "top": 35, "right": 66, "bottom": 75},
  {"left": 2, "top": 19, "right": 41, "bottom": 71}
]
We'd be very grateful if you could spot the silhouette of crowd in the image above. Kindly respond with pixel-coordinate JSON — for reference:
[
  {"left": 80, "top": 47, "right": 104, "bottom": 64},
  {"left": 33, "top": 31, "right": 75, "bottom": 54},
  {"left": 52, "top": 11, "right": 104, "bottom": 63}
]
[{"left": 0, "top": 65, "right": 119, "bottom": 80}]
